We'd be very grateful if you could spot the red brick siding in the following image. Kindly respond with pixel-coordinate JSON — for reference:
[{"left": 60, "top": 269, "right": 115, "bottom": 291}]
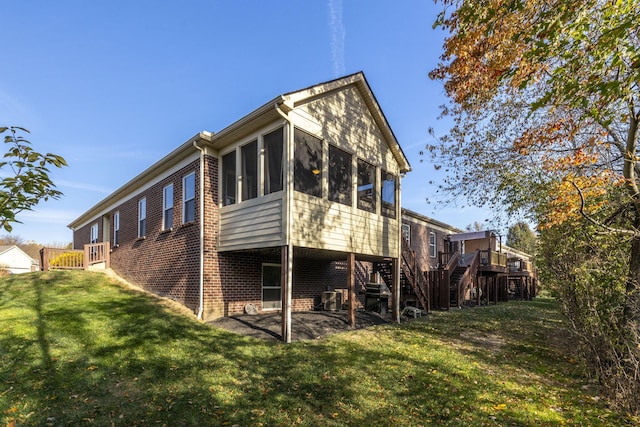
[
  {"left": 74, "top": 153, "right": 371, "bottom": 318},
  {"left": 403, "top": 218, "right": 450, "bottom": 271},
  {"left": 74, "top": 159, "right": 203, "bottom": 312}
]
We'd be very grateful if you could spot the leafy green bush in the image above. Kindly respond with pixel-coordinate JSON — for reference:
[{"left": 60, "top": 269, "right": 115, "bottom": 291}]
[{"left": 49, "top": 252, "right": 83, "bottom": 268}]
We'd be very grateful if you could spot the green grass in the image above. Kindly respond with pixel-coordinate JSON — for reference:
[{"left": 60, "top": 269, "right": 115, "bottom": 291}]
[{"left": 0, "top": 271, "right": 633, "bottom": 426}]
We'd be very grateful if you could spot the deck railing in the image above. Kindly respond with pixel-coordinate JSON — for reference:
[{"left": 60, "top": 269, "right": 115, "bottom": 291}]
[
  {"left": 508, "top": 258, "right": 532, "bottom": 272},
  {"left": 479, "top": 249, "right": 507, "bottom": 267},
  {"left": 40, "top": 242, "right": 110, "bottom": 271}
]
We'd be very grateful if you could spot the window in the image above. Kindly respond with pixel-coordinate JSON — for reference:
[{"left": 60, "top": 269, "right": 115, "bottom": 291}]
[
  {"left": 241, "top": 140, "right": 258, "bottom": 201},
  {"left": 163, "top": 184, "right": 173, "bottom": 230},
  {"left": 222, "top": 151, "right": 236, "bottom": 206},
  {"left": 264, "top": 127, "right": 284, "bottom": 194},
  {"left": 429, "top": 232, "right": 437, "bottom": 258},
  {"left": 183, "top": 173, "right": 195, "bottom": 223},
  {"left": 138, "top": 198, "right": 146, "bottom": 238},
  {"left": 401, "top": 223, "right": 411, "bottom": 246},
  {"left": 294, "top": 128, "right": 322, "bottom": 197},
  {"left": 90, "top": 223, "right": 99, "bottom": 244},
  {"left": 262, "top": 263, "right": 282, "bottom": 310},
  {"left": 328, "top": 146, "right": 352, "bottom": 206},
  {"left": 381, "top": 170, "right": 396, "bottom": 218},
  {"left": 113, "top": 211, "right": 120, "bottom": 246},
  {"left": 357, "top": 159, "right": 376, "bottom": 212}
]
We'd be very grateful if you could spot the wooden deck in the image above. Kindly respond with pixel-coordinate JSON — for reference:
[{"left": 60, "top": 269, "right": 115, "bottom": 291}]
[{"left": 40, "top": 242, "right": 111, "bottom": 271}]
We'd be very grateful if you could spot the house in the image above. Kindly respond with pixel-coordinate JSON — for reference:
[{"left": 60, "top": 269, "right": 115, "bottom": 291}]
[
  {"left": 0, "top": 245, "right": 38, "bottom": 274},
  {"left": 395, "top": 211, "right": 536, "bottom": 310},
  {"left": 68, "top": 72, "right": 411, "bottom": 342}
]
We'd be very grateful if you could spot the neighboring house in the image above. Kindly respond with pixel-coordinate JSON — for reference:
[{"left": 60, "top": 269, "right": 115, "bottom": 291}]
[
  {"left": 0, "top": 245, "right": 38, "bottom": 274},
  {"left": 69, "top": 72, "right": 411, "bottom": 342},
  {"left": 396, "top": 212, "right": 536, "bottom": 309},
  {"left": 401, "top": 208, "right": 464, "bottom": 272}
]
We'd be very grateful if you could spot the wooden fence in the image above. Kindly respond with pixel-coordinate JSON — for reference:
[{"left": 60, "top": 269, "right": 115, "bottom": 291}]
[{"left": 40, "top": 242, "right": 110, "bottom": 271}]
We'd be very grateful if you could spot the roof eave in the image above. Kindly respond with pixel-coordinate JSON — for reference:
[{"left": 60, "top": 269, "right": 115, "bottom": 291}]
[{"left": 68, "top": 132, "right": 213, "bottom": 230}]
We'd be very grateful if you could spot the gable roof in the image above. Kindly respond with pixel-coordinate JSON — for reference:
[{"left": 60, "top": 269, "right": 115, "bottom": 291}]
[
  {"left": 210, "top": 72, "right": 411, "bottom": 173},
  {"left": 69, "top": 72, "right": 410, "bottom": 230},
  {"left": 0, "top": 245, "right": 38, "bottom": 264}
]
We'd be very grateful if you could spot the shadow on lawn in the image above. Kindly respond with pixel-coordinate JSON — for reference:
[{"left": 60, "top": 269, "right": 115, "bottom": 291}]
[{"left": 1, "top": 272, "right": 619, "bottom": 426}]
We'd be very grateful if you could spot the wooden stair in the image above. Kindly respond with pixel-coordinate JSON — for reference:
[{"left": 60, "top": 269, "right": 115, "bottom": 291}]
[
  {"left": 449, "top": 252, "right": 481, "bottom": 308},
  {"left": 400, "top": 236, "right": 429, "bottom": 312},
  {"left": 372, "top": 235, "right": 430, "bottom": 313}
]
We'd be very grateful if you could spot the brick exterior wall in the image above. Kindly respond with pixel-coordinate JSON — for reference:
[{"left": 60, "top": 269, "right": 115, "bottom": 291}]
[
  {"left": 403, "top": 217, "right": 455, "bottom": 272},
  {"left": 74, "top": 159, "right": 202, "bottom": 311},
  {"left": 73, "top": 152, "right": 368, "bottom": 319}
]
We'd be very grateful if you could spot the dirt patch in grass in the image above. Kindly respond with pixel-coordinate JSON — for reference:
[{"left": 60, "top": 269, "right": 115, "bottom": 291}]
[
  {"left": 208, "top": 310, "right": 390, "bottom": 341},
  {"left": 457, "top": 330, "right": 506, "bottom": 353}
]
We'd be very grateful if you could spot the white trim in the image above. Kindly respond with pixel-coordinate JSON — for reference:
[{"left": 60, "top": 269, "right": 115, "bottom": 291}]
[
  {"left": 138, "top": 198, "right": 147, "bottom": 238},
  {"left": 113, "top": 211, "right": 120, "bottom": 246},
  {"left": 70, "top": 151, "right": 200, "bottom": 231},
  {"left": 429, "top": 231, "right": 437, "bottom": 258},
  {"left": 401, "top": 223, "right": 411, "bottom": 246},
  {"left": 182, "top": 172, "right": 196, "bottom": 224},
  {"left": 262, "top": 263, "right": 282, "bottom": 311},
  {"left": 162, "top": 183, "right": 174, "bottom": 230},
  {"left": 90, "top": 223, "right": 99, "bottom": 244}
]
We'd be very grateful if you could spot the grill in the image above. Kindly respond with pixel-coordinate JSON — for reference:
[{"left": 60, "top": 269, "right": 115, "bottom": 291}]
[{"left": 365, "top": 282, "right": 391, "bottom": 315}]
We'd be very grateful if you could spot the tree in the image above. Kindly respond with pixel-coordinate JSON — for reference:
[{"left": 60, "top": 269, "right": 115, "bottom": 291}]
[
  {"left": 506, "top": 222, "right": 537, "bottom": 255},
  {"left": 0, "top": 127, "right": 67, "bottom": 232},
  {"left": 429, "top": 0, "right": 639, "bottom": 412},
  {"left": 465, "top": 221, "right": 484, "bottom": 232}
]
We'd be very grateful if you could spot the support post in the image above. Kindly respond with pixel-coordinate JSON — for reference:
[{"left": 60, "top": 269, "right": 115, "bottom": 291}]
[
  {"left": 347, "top": 252, "right": 356, "bottom": 328},
  {"left": 392, "top": 258, "right": 401, "bottom": 323},
  {"left": 281, "top": 245, "right": 292, "bottom": 343}
]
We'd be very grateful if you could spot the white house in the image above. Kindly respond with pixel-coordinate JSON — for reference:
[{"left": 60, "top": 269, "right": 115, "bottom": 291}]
[{"left": 0, "top": 245, "right": 38, "bottom": 274}]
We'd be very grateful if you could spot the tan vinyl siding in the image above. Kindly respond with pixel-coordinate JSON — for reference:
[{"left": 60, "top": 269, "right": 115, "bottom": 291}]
[
  {"left": 287, "top": 84, "right": 400, "bottom": 258},
  {"left": 291, "top": 187, "right": 398, "bottom": 258},
  {"left": 218, "top": 193, "right": 284, "bottom": 251},
  {"left": 295, "top": 85, "right": 400, "bottom": 176}
]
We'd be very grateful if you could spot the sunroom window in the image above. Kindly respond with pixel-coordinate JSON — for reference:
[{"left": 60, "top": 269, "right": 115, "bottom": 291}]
[
  {"left": 264, "top": 127, "right": 284, "bottom": 195},
  {"left": 328, "top": 145, "right": 352, "bottom": 206},
  {"left": 357, "top": 159, "right": 376, "bottom": 212},
  {"left": 241, "top": 140, "right": 258, "bottom": 201},
  {"left": 222, "top": 151, "right": 236, "bottom": 206},
  {"left": 294, "top": 128, "right": 322, "bottom": 198},
  {"left": 381, "top": 170, "right": 396, "bottom": 218}
]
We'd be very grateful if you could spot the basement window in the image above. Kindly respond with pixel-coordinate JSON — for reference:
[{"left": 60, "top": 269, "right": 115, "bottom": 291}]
[{"left": 262, "top": 263, "right": 282, "bottom": 310}]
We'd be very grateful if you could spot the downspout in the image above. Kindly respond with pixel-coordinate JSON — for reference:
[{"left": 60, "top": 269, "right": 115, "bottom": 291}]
[
  {"left": 193, "top": 140, "right": 206, "bottom": 320},
  {"left": 275, "top": 101, "right": 293, "bottom": 342},
  {"left": 275, "top": 100, "right": 291, "bottom": 247},
  {"left": 395, "top": 172, "right": 404, "bottom": 323}
]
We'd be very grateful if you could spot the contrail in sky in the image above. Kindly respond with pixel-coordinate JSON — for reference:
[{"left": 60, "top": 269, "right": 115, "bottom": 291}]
[{"left": 328, "top": 0, "right": 345, "bottom": 77}]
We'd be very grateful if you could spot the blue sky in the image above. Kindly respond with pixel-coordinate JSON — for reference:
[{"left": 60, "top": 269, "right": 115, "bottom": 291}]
[{"left": 2, "top": 0, "right": 490, "bottom": 244}]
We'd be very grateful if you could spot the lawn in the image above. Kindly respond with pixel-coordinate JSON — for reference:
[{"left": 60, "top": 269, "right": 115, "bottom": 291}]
[{"left": 0, "top": 271, "right": 632, "bottom": 426}]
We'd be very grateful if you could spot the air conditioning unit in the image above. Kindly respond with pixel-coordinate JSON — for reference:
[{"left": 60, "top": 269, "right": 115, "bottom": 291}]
[{"left": 322, "top": 291, "right": 341, "bottom": 311}]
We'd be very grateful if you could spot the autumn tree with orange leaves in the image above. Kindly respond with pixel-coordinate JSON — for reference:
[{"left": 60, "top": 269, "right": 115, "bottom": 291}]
[{"left": 429, "top": 0, "right": 639, "bottom": 412}]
